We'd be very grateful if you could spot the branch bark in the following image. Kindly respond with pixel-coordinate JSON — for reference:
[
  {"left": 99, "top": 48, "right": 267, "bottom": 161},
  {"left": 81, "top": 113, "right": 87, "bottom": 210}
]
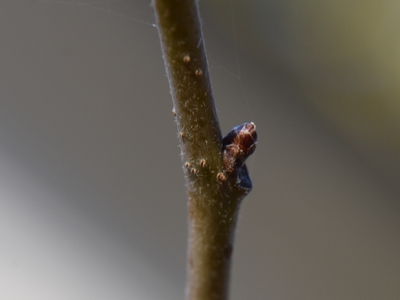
[{"left": 152, "top": 1, "right": 257, "bottom": 299}]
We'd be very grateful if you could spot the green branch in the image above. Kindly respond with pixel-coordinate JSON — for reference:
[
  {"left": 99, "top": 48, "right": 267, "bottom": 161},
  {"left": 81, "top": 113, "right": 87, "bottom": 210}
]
[{"left": 153, "top": 1, "right": 257, "bottom": 299}]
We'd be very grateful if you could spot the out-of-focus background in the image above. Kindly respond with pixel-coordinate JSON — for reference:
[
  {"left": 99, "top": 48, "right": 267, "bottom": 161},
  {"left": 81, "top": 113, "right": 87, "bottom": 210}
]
[{"left": 1, "top": 0, "right": 399, "bottom": 299}]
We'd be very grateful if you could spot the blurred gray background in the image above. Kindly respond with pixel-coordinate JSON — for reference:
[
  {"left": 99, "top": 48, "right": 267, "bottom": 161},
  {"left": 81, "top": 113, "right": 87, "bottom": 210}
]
[{"left": 1, "top": 0, "right": 399, "bottom": 299}]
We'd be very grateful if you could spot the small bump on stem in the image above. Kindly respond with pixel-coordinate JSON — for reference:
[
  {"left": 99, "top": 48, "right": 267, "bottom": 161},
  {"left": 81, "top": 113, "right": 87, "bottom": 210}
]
[
  {"left": 216, "top": 172, "right": 226, "bottom": 184},
  {"left": 195, "top": 69, "right": 203, "bottom": 77},
  {"left": 199, "top": 159, "right": 207, "bottom": 168}
]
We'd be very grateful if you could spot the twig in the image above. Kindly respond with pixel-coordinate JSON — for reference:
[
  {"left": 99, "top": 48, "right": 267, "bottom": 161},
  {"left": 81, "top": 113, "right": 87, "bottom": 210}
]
[{"left": 152, "top": 1, "right": 257, "bottom": 299}]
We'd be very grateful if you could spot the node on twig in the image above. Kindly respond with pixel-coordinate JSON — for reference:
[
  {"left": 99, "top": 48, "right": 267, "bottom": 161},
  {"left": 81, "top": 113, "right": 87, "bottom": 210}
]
[
  {"left": 222, "top": 122, "right": 257, "bottom": 190},
  {"left": 222, "top": 122, "right": 257, "bottom": 171}
]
